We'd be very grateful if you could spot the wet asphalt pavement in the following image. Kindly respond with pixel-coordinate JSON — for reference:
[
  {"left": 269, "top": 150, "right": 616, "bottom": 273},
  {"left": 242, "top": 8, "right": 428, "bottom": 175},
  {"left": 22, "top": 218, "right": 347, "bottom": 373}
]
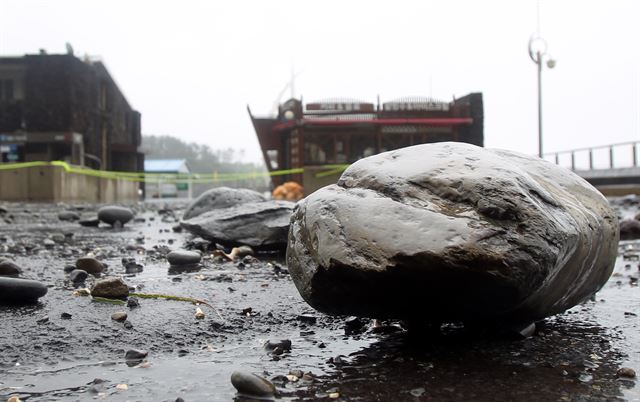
[{"left": 0, "top": 201, "right": 638, "bottom": 401}]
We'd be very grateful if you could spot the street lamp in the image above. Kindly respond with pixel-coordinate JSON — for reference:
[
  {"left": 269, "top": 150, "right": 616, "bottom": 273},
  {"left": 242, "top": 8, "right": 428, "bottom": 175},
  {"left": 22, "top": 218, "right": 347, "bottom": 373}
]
[{"left": 528, "top": 35, "right": 556, "bottom": 158}]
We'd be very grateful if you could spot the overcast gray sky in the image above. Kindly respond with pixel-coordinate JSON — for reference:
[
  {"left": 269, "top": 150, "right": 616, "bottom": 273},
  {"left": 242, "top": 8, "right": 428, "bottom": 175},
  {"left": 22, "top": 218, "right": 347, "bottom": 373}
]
[{"left": 1, "top": 0, "right": 638, "bottom": 165}]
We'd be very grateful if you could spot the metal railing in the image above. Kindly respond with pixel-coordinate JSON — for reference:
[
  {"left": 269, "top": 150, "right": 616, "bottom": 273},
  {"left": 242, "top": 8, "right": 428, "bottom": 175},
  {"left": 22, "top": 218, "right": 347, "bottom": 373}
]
[{"left": 544, "top": 141, "right": 639, "bottom": 171}]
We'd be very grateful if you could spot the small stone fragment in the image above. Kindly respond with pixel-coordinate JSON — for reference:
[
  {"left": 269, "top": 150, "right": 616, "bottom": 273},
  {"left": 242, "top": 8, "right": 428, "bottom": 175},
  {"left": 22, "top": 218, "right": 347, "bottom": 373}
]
[
  {"left": 125, "top": 349, "right": 148, "bottom": 360},
  {"left": 195, "top": 307, "right": 205, "bottom": 319},
  {"left": 61, "top": 312, "right": 72, "bottom": 319},
  {"left": 79, "top": 217, "right": 100, "bottom": 227},
  {"left": 116, "top": 383, "right": 128, "bottom": 390},
  {"left": 127, "top": 297, "right": 140, "bottom": 308},
  {"left": 264, "top": 339, "right": 292, "bottom": 352},
  {"left": 69, "top": 269, "right": 88, "bottom": 283}
]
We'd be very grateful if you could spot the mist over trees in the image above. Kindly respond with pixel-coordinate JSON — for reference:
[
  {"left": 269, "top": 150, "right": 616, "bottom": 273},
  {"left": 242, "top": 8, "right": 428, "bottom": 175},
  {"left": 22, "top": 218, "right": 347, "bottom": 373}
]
[{"left": 141, "top": 135, "right": 266, "bottom": 174}]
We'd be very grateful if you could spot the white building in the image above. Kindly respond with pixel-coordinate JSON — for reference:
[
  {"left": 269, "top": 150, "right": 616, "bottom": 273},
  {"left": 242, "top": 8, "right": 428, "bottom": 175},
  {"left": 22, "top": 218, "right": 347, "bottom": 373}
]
[{"left": 144, "top": 159, "right": 191, "bottom": 199}]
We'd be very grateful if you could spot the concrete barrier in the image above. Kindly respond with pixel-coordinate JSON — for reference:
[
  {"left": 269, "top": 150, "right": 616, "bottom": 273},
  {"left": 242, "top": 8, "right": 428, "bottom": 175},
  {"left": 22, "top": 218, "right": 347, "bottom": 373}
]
[{"left": 0, "top": 165, "right": 139, "bottom": 202}]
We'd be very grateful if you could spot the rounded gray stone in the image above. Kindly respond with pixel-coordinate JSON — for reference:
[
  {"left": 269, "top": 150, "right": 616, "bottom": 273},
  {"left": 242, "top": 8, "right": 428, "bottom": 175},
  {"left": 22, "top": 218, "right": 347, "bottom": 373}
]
[
  {"left": 166, "top": 250, "right": 201, "bottom": 266},
  {"left": 98, "top": 206, "right": 134, "bottom": 226},
  {"left": 183, "top": 187, "right": 266, "bottom": 220},
  {"left": 76, "top": 257, "right": 104, "bottom": 274},
  {"left": 230, "top": 371, "right": 276, "bottom": 398}
]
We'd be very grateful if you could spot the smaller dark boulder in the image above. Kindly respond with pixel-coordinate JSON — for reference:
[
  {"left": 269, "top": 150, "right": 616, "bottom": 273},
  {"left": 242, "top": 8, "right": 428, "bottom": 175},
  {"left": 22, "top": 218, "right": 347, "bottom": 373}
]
[
  {"left": 98, "top": 206, "right": 134, "bottom": 226},
  {"left": 0, "top": 260, "right": 22, "bottom": 276},
  {"left": 167, "top": 250, "right": 201, "bottom": 266},
  {"left": 76, "top": 257, "right": 105, "bottom": 274},
  {"left": 620, "top": 219, "right": 640, "bottom": 240},
  {"left": 91, "top": 278, "right": 129, "bottom": 299}
]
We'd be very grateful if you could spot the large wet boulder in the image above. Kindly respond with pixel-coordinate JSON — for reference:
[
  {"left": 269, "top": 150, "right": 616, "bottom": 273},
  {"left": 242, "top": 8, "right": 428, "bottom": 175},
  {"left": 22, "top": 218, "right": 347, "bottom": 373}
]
[
  {"left": 181, "top": 200, "right": 295, "bottom": 249},
  {"left": 287, "top": 142, "right": 619, "bottom": 325},
  {"left": 183, "top": 187, "right": 266, "bottom": 220},
  {"left": 0, "top": 277, "right": 48, "bottom": 303},
  {"left": 98, "top": 206, "right": 134, "bottom": 226}
]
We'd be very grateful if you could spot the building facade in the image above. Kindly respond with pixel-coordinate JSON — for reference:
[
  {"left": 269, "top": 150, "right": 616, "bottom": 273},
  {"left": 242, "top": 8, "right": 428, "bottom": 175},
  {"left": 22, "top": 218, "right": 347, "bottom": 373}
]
[
  {"left": 249, "top": 93, "right": 483, "bottom": 194},
  {"left": 0, "top": 51, "right": 143, "bottom": 173},
  {"left": 144, "top": 159, "right": 191, "bottom": 199}
]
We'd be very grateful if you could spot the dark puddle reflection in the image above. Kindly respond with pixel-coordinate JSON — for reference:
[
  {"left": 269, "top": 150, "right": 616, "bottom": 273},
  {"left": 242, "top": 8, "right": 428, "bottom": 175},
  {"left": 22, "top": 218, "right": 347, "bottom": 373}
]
[{"left": 287, "top": 317, "right": 629, "bottom": 401}]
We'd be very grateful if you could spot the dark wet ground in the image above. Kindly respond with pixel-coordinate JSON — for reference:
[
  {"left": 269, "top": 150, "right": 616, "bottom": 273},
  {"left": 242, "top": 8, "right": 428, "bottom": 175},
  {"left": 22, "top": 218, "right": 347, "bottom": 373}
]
[{"left": 0, "top": 201, "right": 638, "bottom": 401}]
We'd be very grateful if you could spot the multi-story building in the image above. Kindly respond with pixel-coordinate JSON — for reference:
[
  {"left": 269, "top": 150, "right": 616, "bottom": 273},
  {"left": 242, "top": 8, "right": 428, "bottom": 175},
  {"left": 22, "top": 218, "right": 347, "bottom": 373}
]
[
  {"left": 249, "top": 93, "right": 483, "bottom": 194},
  {"left": 0, "top": 50, "right": 143, "bottom": 173}
]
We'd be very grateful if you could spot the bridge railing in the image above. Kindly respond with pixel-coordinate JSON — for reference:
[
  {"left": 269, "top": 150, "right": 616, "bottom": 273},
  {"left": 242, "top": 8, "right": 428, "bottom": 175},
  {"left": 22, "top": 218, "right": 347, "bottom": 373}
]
[{"left": 543, "top": 141, "right": 639, "bottom": 171}]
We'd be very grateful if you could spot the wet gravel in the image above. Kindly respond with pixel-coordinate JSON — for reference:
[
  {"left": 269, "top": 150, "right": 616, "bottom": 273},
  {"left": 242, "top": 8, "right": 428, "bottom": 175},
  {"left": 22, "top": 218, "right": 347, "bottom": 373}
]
[{"left": 0, "top": 200, "right": 638, "bottom": 401}]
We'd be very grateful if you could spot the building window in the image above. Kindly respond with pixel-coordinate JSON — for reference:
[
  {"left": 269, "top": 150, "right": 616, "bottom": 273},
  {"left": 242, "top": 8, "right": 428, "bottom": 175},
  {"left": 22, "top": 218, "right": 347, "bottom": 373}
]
[{"left": 0, "top": 80, "right": 14, "bottom": 101}]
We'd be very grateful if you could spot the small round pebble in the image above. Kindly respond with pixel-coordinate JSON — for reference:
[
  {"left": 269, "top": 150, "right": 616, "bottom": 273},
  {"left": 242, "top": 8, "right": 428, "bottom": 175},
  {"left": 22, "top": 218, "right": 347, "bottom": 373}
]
[{"left": 617, "top": 367, "right": 636, "bottom": 378}]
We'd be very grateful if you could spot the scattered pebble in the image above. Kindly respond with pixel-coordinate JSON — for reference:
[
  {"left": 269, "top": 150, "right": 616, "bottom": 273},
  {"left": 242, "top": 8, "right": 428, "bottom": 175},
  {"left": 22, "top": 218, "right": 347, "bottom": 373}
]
[
  {"left": 617, "top": 367, "right": 636, "bottom": 378},
  {"left": 98, "top": 206, "right": 134, "bottom": 226},
  {"left": 195, "top": 307, "right": 205, "bottom": 319},
  {"left": 91, "top": 278, "right": 129, "bottom": 299},
  {"left": 76, "top": 257, "right": 105, "bottom": 274},
  {"left": 111, "top": 311, "right": 128, "bottom": 322},
  {"left": 69, "top": 269, "right": 88, "bottom": 283},
  {"left": 0, "top": 260, "right": 22, "bottom": 276},
  {"left": 230, "top": 371, "right": 276, "bottom": 399},
  {"left": 127, "top": 297, "right": 140, "bottom": 308},
  {"left": 58, "top": 211, "right": 80, "bottom": 221},
  {"left": 167, "top": 250, "right": 201, "bottom": 266}
]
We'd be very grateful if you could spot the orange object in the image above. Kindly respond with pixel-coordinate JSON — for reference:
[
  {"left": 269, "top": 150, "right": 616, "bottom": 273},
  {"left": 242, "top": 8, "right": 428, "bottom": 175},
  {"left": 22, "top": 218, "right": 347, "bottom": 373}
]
[{"left": 272, "top": 181, "right": 304, "bottom": 201}]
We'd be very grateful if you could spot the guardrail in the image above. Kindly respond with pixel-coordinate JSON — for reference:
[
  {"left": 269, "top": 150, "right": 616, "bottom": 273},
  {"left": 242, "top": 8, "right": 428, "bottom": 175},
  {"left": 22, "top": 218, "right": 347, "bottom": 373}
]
[{"left": 544, "top": 141, "right": 639, "bottom": 171}]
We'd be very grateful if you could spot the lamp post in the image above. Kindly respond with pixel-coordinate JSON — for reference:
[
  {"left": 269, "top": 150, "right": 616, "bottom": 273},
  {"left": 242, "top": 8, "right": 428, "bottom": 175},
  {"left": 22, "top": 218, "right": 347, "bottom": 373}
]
[{"left": 528, "top": 35, "right": 555, "bottom": 158}]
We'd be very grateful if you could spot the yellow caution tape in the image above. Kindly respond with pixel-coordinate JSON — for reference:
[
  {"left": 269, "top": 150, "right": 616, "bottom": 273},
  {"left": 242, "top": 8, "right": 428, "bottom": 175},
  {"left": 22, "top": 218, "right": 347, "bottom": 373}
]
[{"left": 0, "top": 161, "right": 348, "bottom": 183}]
